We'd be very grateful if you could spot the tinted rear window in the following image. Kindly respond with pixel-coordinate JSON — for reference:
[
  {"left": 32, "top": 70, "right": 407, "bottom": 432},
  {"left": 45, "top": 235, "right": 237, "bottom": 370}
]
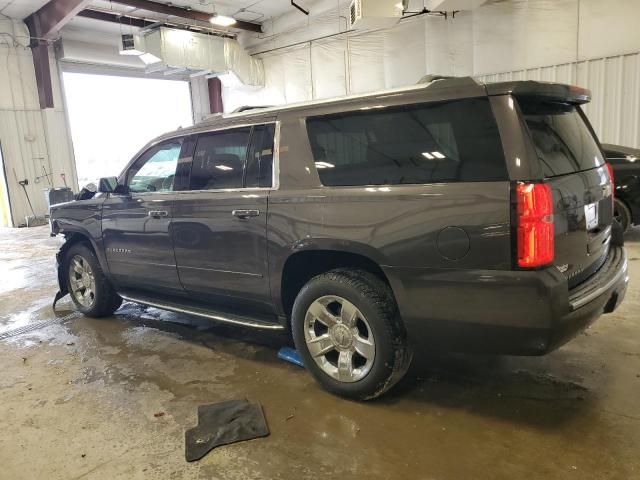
[
  {"left": 306, "top": 98, "right": 507, "bottom": 186},
  {"left": 519, "top": 100, "right": 604, "bottom": 177}
]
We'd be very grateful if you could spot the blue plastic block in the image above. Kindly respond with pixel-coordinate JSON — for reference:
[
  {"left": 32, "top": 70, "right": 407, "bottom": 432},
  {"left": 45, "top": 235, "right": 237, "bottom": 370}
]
[{"left": 277, "top": 347, "right": 304, "bottom": 368}]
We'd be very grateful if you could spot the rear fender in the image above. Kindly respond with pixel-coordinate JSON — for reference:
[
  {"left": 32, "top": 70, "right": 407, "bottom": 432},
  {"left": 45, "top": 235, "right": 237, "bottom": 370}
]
[{"left": 270, "top": 237, "right": 394, "bottom": 315}]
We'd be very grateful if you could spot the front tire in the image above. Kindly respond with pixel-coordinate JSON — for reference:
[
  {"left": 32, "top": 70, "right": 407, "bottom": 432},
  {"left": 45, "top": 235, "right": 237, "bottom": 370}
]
[
  {"left": 614, "top": 198, "right": 632, "bottom": 233},
  {"left": 64, "top": 243, "right": 122, "bottom": 317},
  {"left": 291, "top": 269, "right": 412, "bottom": 400}
]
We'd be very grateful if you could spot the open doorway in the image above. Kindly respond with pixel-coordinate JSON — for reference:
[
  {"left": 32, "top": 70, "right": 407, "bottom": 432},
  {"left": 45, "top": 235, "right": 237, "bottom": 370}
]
[{"left": 62, "top": 72, "right": 194, "bottom": 188}]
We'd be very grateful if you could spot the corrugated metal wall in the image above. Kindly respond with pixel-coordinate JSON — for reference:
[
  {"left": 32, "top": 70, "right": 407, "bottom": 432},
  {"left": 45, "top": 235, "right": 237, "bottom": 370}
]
[
  {"left": 0, "top": 19, "right": 77, "bottom": 227},
  {"left": 477, "top": 53, "right": 640, "bottom": 149}
]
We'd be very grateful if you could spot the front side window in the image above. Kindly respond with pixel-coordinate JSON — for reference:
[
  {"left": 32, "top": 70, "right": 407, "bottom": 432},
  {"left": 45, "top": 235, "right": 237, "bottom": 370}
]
[
  {"left": 190, "top": 128, "right": 251, "bottom": 190},
  {"left": 127, "top": 141, "right": 182, "bottom": 193},
  {"left": 306, "top": 98, "right": 507, "bottom": 186}
]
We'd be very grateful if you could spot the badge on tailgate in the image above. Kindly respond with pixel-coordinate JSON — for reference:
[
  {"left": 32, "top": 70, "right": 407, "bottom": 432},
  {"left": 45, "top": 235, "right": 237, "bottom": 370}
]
[{"left": 585, "top": 202, "right": 599, "bottom": 230}]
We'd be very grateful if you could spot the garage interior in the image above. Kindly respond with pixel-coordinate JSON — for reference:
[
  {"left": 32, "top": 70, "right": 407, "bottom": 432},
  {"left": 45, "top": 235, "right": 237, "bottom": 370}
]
[{"left": 0, "top": 0, "right": 639, "bottom": 478}]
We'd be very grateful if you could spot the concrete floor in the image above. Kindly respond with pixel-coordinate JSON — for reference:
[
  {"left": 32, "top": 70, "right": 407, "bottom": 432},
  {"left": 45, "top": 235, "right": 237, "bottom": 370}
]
[{"left": 0, "top": 227, "right": 639, "bottom": 480}]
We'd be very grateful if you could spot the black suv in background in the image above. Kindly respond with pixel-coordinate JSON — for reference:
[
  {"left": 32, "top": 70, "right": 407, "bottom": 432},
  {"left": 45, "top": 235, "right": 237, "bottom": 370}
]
[
  {"left": 602, "top": 143, "right": 640, "bottom": 232},
  {"left": 50, "top": 78, "right": 628, "bottom": 400}
]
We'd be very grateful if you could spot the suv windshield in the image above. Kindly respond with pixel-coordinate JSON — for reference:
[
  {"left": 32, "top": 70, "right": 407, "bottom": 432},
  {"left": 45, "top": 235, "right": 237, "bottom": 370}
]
[{"left": 519, "top": 99, "right": 604, "bottom": 177}]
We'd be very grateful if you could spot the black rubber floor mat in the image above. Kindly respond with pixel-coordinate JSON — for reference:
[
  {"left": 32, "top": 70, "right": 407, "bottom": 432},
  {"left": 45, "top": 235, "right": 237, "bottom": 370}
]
[{"left": 185, "top": 399, "right": 269, "bottom": 462}]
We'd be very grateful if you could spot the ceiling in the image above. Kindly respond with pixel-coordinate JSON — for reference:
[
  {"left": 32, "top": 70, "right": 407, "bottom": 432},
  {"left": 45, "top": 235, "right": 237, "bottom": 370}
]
[
  {"left": 1, "top": 0, "right": 317, "bottom": 22},
  {"left": 0, "top": 0, "right": 50, "bottom": 18},
  {"left": 91, "top": 0, "right": 317, "bottom": 24}
]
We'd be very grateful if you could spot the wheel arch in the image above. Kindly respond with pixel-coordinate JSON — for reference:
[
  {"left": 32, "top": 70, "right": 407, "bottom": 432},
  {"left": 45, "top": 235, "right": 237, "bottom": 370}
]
[
  {"left": 277, "top": 243, "right": 395, "bottom": 320},
  {"left": 613, "top": 196, "right": 633, "bottom": 230},
  {"left": 56, "top": 228, "right": 111, "bottom": 297}
]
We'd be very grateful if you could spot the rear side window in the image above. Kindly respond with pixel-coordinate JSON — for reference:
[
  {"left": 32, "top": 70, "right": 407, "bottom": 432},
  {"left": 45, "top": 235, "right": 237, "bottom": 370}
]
[
  {"left": 306, "top": 98, "right": 507, "bottom": 186},
  {"left": 519, "top": 100, "right": 604, "bottom": 177},
  {"left": 245, "top": 124, "right": 275, "bottom": 188},
  {"left": 191, "top": 128, "right": 250, "bottom": 190}
]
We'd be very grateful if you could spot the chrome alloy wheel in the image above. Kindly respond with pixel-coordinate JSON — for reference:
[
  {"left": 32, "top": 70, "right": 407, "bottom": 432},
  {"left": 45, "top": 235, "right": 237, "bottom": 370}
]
[
  {"left": 304, "top": 295, "right": 376, "bottom": 383},
  {"left": 68, "top": 255, "right": 96, "bottom": 308}
]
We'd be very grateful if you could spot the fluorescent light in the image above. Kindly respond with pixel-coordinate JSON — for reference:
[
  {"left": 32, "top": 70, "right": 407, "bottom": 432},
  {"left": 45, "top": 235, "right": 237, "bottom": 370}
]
[
  {"left": 432, "top": 151, "right": 445, "bottom": 159},
  {"left": 216, "top": 165, "right": 233, "bottom": 171},
  {"left": 210, "top": 13, "right": 237, "bottom": 26},
  {"left": 315, "top": 161, "right": 335, "bottom": 169},
  {"left": 422, "top": 152, "right": 434, "bottom": 160},
  {"left": 627, "top": 155, "right": 637, "bottom": 162}
]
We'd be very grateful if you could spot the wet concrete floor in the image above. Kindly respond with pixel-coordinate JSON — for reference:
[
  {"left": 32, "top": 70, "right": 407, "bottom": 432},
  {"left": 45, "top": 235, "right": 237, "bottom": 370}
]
[{"left": 0, "top": 226, "right": 639, "bottom": 479}]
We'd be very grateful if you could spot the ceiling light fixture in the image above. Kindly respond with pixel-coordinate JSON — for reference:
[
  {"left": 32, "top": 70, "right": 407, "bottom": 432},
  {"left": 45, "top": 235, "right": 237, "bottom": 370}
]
[{"left": 210, "top": 13, "right": 237, "bottom": 27}]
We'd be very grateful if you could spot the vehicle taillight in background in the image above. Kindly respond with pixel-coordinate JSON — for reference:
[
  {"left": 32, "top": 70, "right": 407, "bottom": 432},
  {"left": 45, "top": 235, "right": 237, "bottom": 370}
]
[
  {"left": 606, "top": 162, "right": 615, "bottom": 197},
  {"left": 517, "top": 183, "right": 554, "bottom": 268}
]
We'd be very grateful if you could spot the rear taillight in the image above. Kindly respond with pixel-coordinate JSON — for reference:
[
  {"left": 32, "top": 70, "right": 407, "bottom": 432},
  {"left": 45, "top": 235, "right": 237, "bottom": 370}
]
[{"left": 516, "top": 182, "right": 554, "bottom": 268}]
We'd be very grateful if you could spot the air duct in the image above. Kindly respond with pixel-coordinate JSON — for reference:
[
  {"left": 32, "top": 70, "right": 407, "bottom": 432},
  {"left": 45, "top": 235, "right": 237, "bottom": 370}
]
[{"left": 122, "top": 28, "right": 264, "bottom": 87}]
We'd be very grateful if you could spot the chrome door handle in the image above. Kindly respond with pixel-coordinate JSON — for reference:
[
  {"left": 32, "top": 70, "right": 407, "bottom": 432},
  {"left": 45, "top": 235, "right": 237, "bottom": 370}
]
[
  {"left": 232, "top": 209, "right": 260, "bottom": 219},
  {"left": 148, "top": 210, "right": 168, "bottom": 218}
]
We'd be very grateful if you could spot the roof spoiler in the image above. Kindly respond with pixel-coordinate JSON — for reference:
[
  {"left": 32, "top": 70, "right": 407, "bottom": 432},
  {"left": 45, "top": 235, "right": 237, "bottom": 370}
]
[{"left": 484, "top": 80, "right": 591, "bottom": 105}]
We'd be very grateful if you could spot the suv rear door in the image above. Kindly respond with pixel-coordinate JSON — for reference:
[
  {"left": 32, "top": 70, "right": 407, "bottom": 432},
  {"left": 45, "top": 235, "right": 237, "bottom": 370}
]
[
  {"left": 171, "top": 122, "right": 276, "bottom": 314},
  {"left": 518, "top": 99, "right": 613, "bottom": 287}
]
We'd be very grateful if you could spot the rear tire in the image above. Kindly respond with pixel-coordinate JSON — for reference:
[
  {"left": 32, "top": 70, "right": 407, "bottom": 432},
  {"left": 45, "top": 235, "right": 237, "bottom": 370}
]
[
  {"left": 614, "top": 198, "right": 632, "bottom": 233},
  {"left": 291, "top": 269, "right": 412, "bottom": 400},
  {"left": 64, "top": 243, "right": 122, "bottom": 317}
]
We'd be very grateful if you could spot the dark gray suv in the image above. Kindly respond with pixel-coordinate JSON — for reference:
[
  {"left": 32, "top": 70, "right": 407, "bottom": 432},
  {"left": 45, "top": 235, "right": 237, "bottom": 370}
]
[{"left": 50, "top": 77, "right": 628, "bottom": 400}]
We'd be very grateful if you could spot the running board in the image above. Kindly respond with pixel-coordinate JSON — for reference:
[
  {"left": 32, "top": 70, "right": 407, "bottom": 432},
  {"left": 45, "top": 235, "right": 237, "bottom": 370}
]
[{"left": 119, "top": 293, "right": 285, "bottom": 331}]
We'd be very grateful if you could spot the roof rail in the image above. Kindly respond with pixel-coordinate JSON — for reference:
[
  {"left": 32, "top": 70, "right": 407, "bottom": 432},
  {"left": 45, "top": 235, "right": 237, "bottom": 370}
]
[
  {"left": 418, "top": 75, "right": 480, "bottom": 88},
  {"left": 232, "top": 105, "right": 274, "bottom": 113}
]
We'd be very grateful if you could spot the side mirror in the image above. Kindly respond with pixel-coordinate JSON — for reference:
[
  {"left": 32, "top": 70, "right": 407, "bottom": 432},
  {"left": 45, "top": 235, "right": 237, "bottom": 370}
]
[{"left": 98, "top": 177, "right": 119, "bottom": 193}]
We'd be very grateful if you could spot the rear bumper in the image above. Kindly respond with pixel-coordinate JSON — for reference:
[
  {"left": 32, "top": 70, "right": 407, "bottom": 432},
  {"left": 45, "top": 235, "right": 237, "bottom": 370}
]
[{"left": 385, "top": 245, "right": 628, "bottom": 355}]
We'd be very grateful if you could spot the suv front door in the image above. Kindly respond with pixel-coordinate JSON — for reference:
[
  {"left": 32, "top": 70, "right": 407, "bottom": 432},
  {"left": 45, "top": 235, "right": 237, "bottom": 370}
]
[
  {"left": 171, "top": 123, "right": 276, "bottom": 314},
  {"left": 102, "top": 139, "right": 184, "bottom": 295}
]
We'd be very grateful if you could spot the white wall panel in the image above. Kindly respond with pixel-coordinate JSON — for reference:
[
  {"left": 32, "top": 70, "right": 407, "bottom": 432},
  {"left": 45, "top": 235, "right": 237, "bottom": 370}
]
[
  {"left": 578, "top": 0, "right": 640, "bottom": 60},
  {"left": 227, "top": 0, "right": 640, "bottom": 149},
  {"left": 282, "top": 46, "right": 313, "bottom": 102},
  {"left": 348, "top": 32, "right": 385, "bottom": 94},
  {"left": 311, "top": 38, "right": 348, "bottom": 98},
  {"left": 0, "top": 19, "right": 77, "bottom": 226},
  {"left": 385, "top": 18, "right": 426, "bottom": 88},
  {"left": 477, "top": 53, "right": 640, "bottom": 148},
  {"left": 472, "top": 0, "right": 528, "bottom": 75},
  {"left": 525, "top": 0, "right": 578, "bottom": 69}
]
